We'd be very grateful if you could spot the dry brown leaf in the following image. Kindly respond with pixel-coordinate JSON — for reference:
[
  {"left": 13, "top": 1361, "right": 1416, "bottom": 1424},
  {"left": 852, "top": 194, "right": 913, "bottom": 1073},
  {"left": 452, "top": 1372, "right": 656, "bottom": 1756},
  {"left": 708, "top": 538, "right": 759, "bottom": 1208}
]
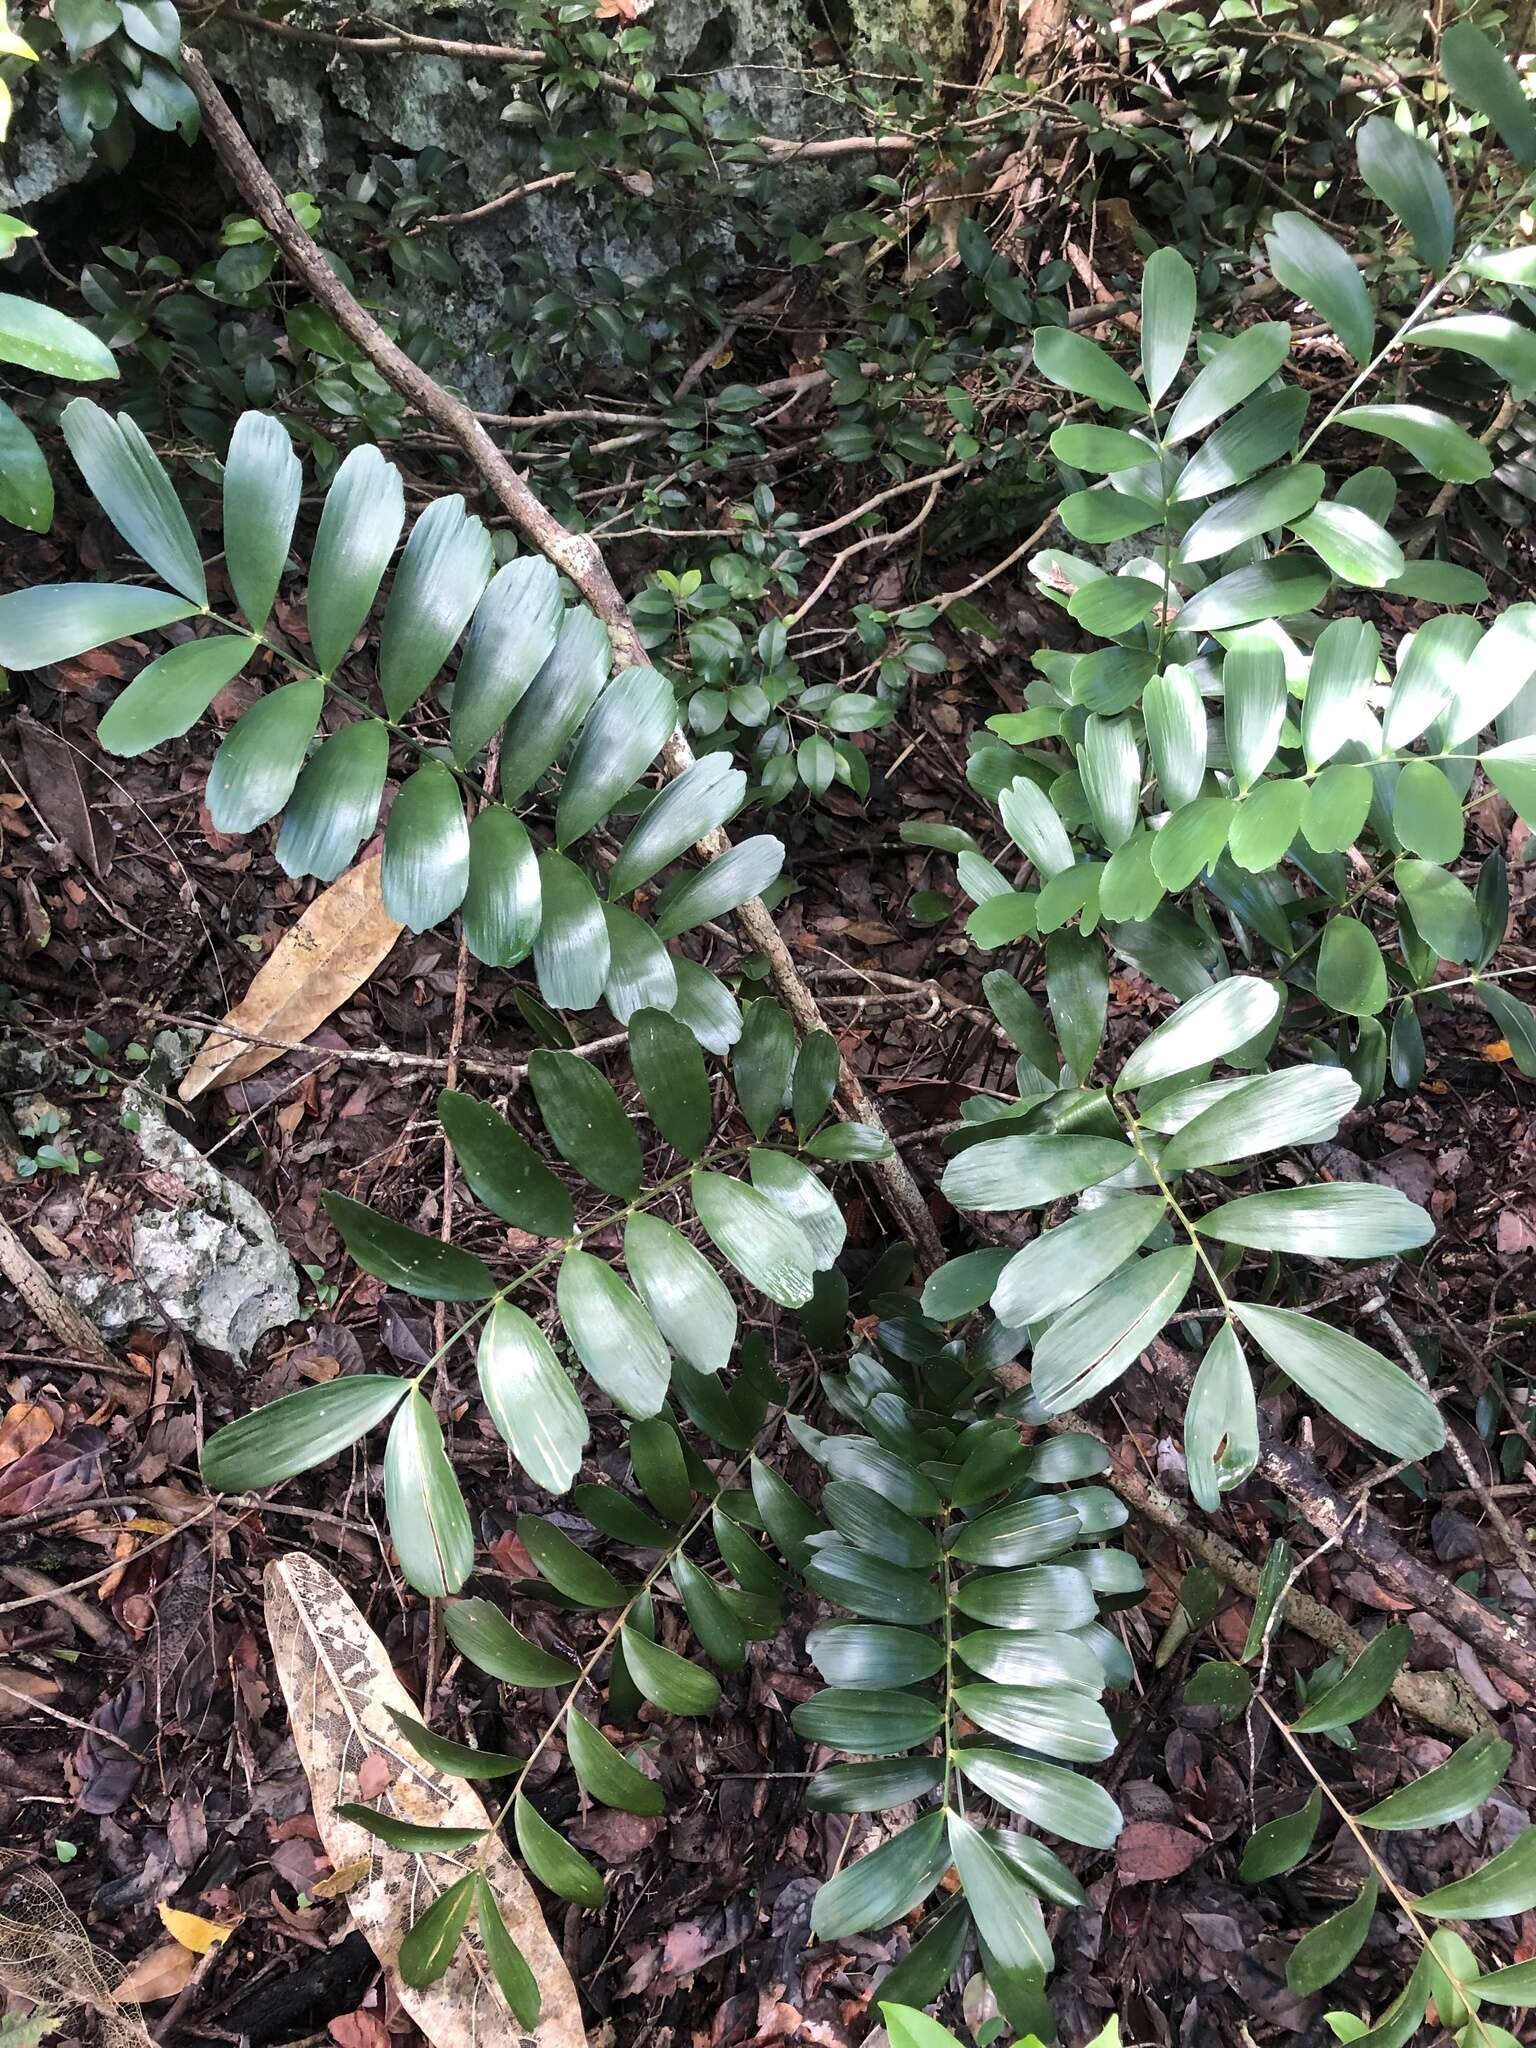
[
  {"left": 180, "top": 856, "right": 402, "bottom": 1102},
  {"left": 264, "top": 1553, "right": 585, "bottom": 2048},
  {"left": 113, "top": 1940, "right": 198, "bottom": 2005}
]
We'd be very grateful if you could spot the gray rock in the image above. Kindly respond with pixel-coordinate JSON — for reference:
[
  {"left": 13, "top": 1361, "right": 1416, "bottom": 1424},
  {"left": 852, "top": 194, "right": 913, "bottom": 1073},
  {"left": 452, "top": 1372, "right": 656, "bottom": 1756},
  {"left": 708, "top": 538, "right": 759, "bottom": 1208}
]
[{"left": 65, "top": 1039, "right": 300, "bottom": 1362}]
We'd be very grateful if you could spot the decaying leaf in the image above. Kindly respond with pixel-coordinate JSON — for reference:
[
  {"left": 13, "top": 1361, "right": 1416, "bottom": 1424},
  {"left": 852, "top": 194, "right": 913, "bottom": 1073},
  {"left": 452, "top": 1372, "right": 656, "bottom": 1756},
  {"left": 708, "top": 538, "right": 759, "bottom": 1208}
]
[
  {"left": 112, "top": 1943, "right": 198, "bottom": 2005},
  {"left": 0, "top": 1871, "right": 155, "bottom": 2045},
  {"left": 155, "top": 1904, "right": 240, "bottom": 1956},
  {"left": 263, "top": 1553, "right": 585, "bottom": 2048},
  {"left": 180, "top": 855, "right": 402, "bottom": 1102}
]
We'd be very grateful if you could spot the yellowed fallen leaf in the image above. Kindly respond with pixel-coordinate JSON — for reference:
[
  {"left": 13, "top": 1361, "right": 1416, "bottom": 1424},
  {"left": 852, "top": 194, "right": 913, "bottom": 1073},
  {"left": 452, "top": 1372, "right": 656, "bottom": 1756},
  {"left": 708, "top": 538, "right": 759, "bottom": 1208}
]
[
  {"left": 180, "top": 855, "right": 402, "bottom": 1102},
  {"left": 264, "top": 1553, "right": 585, "bottom": 2048},
  {"left": 113, "top": 1940, "right": 198, "bottom": 2004},
  {"left": 1485, "top": 1038, "right": 1514, "bottom": 1064},
  {"left": 156, "top": 1904, "right": 240, "bottom": 1956},
  {"left": 311, "top": 1856, "right": 373, "bottom": 1901}
]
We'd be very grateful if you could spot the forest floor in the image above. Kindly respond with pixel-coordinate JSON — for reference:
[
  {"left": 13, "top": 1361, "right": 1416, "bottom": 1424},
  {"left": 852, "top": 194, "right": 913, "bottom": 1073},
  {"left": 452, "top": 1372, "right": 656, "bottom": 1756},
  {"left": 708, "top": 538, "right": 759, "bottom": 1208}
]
[{"left": 2, "top": 474, "right": 1536, "bottom": 2048}]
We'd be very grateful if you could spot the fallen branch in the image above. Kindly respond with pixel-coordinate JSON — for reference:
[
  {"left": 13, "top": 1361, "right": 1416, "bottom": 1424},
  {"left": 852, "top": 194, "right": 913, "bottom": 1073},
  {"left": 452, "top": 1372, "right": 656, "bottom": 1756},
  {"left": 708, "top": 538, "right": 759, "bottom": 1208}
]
[
  {"left": 179, "top": 48, "right": 944, "bottom": 1270},
  {"left": 1063, "top": 1417, "right": 1491, "bottom": 1740},
  {"left": 0, "top": 1215, "right": 122, "bottom": 1377}
]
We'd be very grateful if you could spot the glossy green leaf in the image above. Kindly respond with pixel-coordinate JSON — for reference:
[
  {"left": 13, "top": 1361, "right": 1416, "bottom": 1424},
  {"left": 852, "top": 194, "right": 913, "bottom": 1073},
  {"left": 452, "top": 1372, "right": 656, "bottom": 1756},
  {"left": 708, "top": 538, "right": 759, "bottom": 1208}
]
[
  {"left": 334, "top": 1806, "right": 486, "bottom": 1853},
  {"left": 518, "top": 1511, "right": 626, "bottom": 1608},
  {"left": 1180, "top": 463, "right": 1324, "bottom": 564},
  {"left": 477, "top": 1301, "right": 587, "bottom": 1494},
  {"left": 1234, "top": 1302, "right": 1443, "bottom": 1460},
  {"left": 1397, "top": 860, "right": 1482, "bottom": 963},
  {"left": 1167, "top": 322, "right": 1291, "bottom": 443},
  {"left": 1045, "top": 929, "right": 1109, "bottom": 1083},
  {"left": 749, "top": 1148, "right": 844, "bottom": 1269},
  {"left": 206, "top": 680, "right": 324, "bottom": 834},
  {"left": 1223, "top": 631, "right": 1290, "bottom": 791},
  {"left": 691, "top": 1170, "right": 815, "bottom": 1308},
  {"left": 567, "top": 1709, "right": 664, "bottom": 1814},
  {"left": 992, "top": 1195, "right": 1164, "bottom": 1325},
  {"left": 1032, "top": 326, "right": 1144, "bottom": 413},
  {"left": 1442, "top": 601, "right": 1536, "bottom": 746},
  {"left": 527, "top": 1047, "right": 639, "bottom": 1201},
  {"left": 999, "top": 773, "right": 1073, "bottom": 878},
  {"left": 804, "top": 1543, "right": 945, "bottom": 1626},
  {"left": 733, "top": 997, "right": 795, "bottom": 1139},
  {"left": 1030, "top": 1247, "right": 1195, "bottom": 1412},
  {"left": 948, "top": 1811, "right": 1052, "bottom": 1996},
  {"left": 614, "top": 1628, "right": 718, "bottom": 1721},
  {"left": 609, "top": 752, "right": 746, "bottom": 896},
  {"left": 441, "top": 1088, "right": 572, "bottom": 1238},
  {"left": 385, "top": 1390, "right": 473, "bottom": 1596},
  {"left": 920, "top": 1247, "right": 1012, "bottom": 1321},
  {"left": 1228, "top": 779, "right": 1302, "bottom": 872},
  {"left": 1049, "top": 424, "right": 1152, "bottom": 472},
  {"left": 877, "top": 1920, "right": 973, "bottom": 2028},
  {"left": 600, "top": 902, "right": 677, "bottom": 1024},
  {"left": 1067, "top": 572, "right": 1162, "bottom": 634},
  {"left": 1358, "top": 120, "right": 1453, "bottom": 272},
  {"left": 954, "top": 1682, "right": 1115, "bottom": 1763},
  {"left": 1266, "top": 214, "right": 1373, "bottom": 364},
  {"left": 1317, "top": 918, "right": 1389, "bottom": 1017},
  {"left": 671, "top": 1551, "right": 748, "bottom": 1669},
  {"left": 276, "top": 719, "right": 389, "bottom": 882},
  {"left": 792, "top": 1030, "right": 840, "bottom": 1141},
  {"left": 98, "top": 632, "right": 256, "bottom": 757},
  {"left": 806, "top": 1622, "right": 944, "bottom": 1689},
  {"left": 305, "top": 444, "right": 405, "bottom": 674},
  {"left": 1363, "top": 1733, "right": 1512, "bottom": 1835},
  {"left": 531, "top": 850, "right": 609, "bottom": 1010},
  {"left": 1120, "top": 975, "right": 1280, "bottom": 1090},
  {"left": 1393, "top": 759, "right": 1463, "bottom": 863},
  {"left": 449, "top": 557, "right": 563, "bottom": 764},
  {"left": 1150, "top": 795, "right": 1234, "bottom": 890},
  {"left": 1176, "top": 558, "right": 1328, "bottom": 635},
  {"left": 809, "top": 1812, "right": 950, "bottom": 1942},
  {"left": 1300, "top": 762, "right": 1372, "bottom": 854},
  {"left": 1287, "top": 1875, "right": 1378, "bottom": 1997},
  {"left": 1484, "top": 735, "right": 1536, "bottom": 828},
  {"left": 1443, "top": 20, "right": 1536, "bottom": 164},
  {"left": 806, "top": 1757, "right": 943, "bottom": 1813},
  {"left": 653, "top": 835, "right": 785, "bottom": 940},
  {"left": 378, "top": 495, "right": 492, "bottom": 719},
  {"left": 1161, "top": 1065, "right": 1360, "bottom": 1174},
  {"left": 1335, "top": 403, "right": 1493, "bottom": 484},
  {"left": 386, "top": 1709, "right": 518, "bottom": 1781},
  {"left": 62, "top": 398, "right": 206, "bottom": 602},
  {"left": 443, "top": 1596, "right": 579, "bottom": 1686},
  {"left": 201, "top": 1375, "right": 405, "bottom": 1492},
  {"left": 952, "top": 1563, "right": 1097, "bottom": 1631},
  {"left": 0, "top": 584, "right": 200, "bottom": 671},
  {"left": 499, "top": 605, "right": 611, "bottom": 803},
  {"left": 1240, "top": 1787, "right": 1322, "bottom": 1881},
  {"left": 1477, "top": 982, "right": 1536, "bottom": 1076},
  {"left": 751, "top": 1454, "right": 825, "bottom": 1572},
  {"left": 382, "top": 760, "right": 469, "bottom": 932},
  {"left": 1418, "top": 1827, "right": 1536, "bottom": 1920},
  {"left": 1199, "top": 1182, "right": 1432, "bottom": 1257},
  {"left": 1080, "top": 715, "right": 1141, "bottom": 850},
  {"left": 792, "top": 1686, "right": 944, "bottom": 1753},
  {"left": 557, "top": 1250, "right": 670, "bottom": 1419},
  {"left": 398, "top": 1873, "right": 475, "bottom": 1989},
  {"left": 514, "top": 1794, "right": 605, "bottom": 1907},
  {"left": 952, "top": 1628, "right": 1104, "bottom": 1692},
  {"left": 556, "top": 663, "right": 676, "bottom": 849},
  {"left": 1295, "top": 1622, "right": 1412, "bottom": 1733},
  {"left": 1185, "top": 1320, "right": 1258, "bottom": 1512},
  {"left": 1142, "top": 665, "right": 1207, "bottom": 809},
  {"left": 957, "top": 1751, "right": 1123, "bottom": 1849},
  {"left": 1408, "top": 313, "right": 1536, "bottom": 395},
  {"left": 1172, "top": 387, "right": 1308, "bottom": 500},
  {"left": 628, "top": 1006, "right": 711, "bottom": 1158},
  {"left": 222, "top": 411, "right": 300, "bottom": 632},
  {"left": 822, "top": 1478, "right": 936, "bottom": 1570},
  {"left": 940, "top": 1133, "right": 1135, "bottom": 1212},
  {"left": 475, "top": 1877, "right": 541, "bottom": 2031},
  {"left": 1291, "top": 502, "right": 1404, "bottom": 588},
  {"left": 0, "top": 292, "right": 116, "bottom": 381},
  {"left": 1141, "top": 246, "right": 1196, "bottom": 406},
  {"left": 950, "top": 1496, "right": 1081, "bottom": 1568},
  {"left": 1384, "top": 614, "right": 1481, "bottom": 751},
  {"left": 624, "top": 1211, "right": 736, "bottom": 1375},
  {"left": 322, "top": 1191, "right": 494, "bottom": 1300}
]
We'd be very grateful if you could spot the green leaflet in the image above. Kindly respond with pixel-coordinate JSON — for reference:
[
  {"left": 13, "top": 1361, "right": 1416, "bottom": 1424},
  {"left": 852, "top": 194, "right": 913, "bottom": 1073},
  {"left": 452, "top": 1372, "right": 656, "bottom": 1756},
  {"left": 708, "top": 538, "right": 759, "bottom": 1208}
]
[
  {"left": 378, "top": 493, "right": 493, "bottom": 719},
  {"left": 556, "top": 663, "right": 676, "bottom": 848},
  {"left": 556, "top": 1249, "right": 671, "bottom": 1417},
  {"left": 206, "top": 681, "right": 324, "bottom": 835},
  {"left": 276, "top": 719, "right": 390, "bottom": 883},
  {"left": 0, "top": 292, "right": 117, "bottom": 381},
  {"left": 61, "top": 397, "right": 206, "bottom": 602},
  {"left": 222, "top": 411, "right": 301, "bottom": 633},
  {"left": 1029, "top": 1248, "right": 1195, "bottom": 1412},
  {"left": 477, "top": 1301, "right": 588, "bottom": 1493},
  {"left": 381, "top": 760, "right": 469, "bottom": 932},
  {"left": 385, "top": 1389, "right": 474, "bottom": 1596},
  {"left": 449, "top": 556, "right": 563, "bottom": 764},
  {"left": 98, "top": 633, "right": 257, "bottom": 757},
  {"left": 306, "top": 443, "right": 406, "bottom": 674}
]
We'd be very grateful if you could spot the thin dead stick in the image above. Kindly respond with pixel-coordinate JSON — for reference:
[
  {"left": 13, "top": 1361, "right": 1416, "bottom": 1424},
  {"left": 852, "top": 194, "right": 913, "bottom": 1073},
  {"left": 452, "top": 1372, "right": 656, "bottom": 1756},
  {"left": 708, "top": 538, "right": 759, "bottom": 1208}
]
[
  {"left": 180, "top": 48, "right": 943, "bottom": 1270},
  {"left": 0, "top": 1216, "right": 122, "bottom": 1375}
]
